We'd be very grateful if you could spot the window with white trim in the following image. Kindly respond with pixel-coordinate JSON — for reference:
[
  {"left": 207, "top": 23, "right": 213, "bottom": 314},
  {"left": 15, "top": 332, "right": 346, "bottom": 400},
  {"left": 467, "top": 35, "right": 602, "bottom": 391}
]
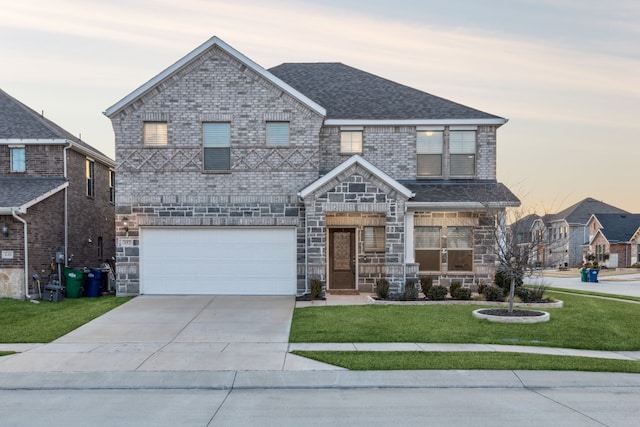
[
  {"left": 340, "top": 130, "right": 363, "bottom": 154},
  {"left": 203, "top": 122, "right": 231, "bottom": 171},
  {"left": 10, "top": 146, "right": 26, "bottom": 172},
  {"left": 449, "top": 131, "right": 476, "bottom": 176},
  {"left": 417, "top": 131, "right": 443, "bottom": 176},
  {"left": 447, "top": 227, "right": 473, "bottom": 271},
  {"left": 415, "top": 227, "right": 441, "bottom": 272},
  {"left": 86, "top": 158, "right": 95, "bottom": 198},
  {"left": 363, "top": 226, "right": 385, "bottom": 252},
  {"left": 143, "top": 122, "right": 168, "bottom": 145},
  {"left": 266, "top": 122, "right": 290, "bottom": 147}
]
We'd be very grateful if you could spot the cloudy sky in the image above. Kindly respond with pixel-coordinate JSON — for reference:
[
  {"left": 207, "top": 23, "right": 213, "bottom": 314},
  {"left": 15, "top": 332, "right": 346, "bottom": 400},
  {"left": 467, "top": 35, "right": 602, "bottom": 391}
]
[{"left": 2, "top": 0, "right": 639, "bottom": 214}]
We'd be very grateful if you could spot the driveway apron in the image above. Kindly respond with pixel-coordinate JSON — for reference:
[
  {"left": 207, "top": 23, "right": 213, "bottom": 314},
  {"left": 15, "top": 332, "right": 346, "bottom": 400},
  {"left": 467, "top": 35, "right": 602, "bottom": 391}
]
[{"left": 0, "top": 295, "right": 331, "bottom": 372}]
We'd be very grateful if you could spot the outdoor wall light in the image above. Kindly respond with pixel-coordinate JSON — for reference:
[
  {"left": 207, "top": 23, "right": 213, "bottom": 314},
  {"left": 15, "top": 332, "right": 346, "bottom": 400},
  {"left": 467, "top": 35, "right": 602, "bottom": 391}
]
[
  {"left": 123, "top": 217, "right": 129, "bottom": 233},
  {"left": 1, "top": 222, "right": 8, "bottom": 237}
]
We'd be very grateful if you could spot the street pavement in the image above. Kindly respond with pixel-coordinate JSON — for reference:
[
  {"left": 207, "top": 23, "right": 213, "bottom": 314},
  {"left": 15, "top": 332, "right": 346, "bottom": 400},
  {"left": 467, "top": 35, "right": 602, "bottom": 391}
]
[{"left": 1, "top": 280, "right": 639, "bottom": 426}]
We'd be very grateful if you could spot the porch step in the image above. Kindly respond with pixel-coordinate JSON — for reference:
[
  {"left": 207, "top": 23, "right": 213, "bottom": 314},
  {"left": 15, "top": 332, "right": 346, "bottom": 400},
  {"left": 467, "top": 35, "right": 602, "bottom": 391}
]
[{"left": 327, "top": 290, "right": 360, "bottom": 295}]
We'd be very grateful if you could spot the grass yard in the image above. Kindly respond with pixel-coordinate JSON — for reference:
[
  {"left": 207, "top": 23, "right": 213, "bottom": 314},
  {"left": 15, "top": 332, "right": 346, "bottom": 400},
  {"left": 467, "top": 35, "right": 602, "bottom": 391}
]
[
  {"left": 293, "top": 351, "right": 640, "bottom": 373},
  {"left": 0, "top": 296, "right": 132, "bottom": 343},
  {"left": 289, "top": 292, "right": 640, "bottom": 351}
]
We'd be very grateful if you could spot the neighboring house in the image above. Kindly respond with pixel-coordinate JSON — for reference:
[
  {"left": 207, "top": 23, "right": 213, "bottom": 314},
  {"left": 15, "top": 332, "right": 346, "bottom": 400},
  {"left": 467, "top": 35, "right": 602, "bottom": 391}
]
[
  {"left": 105, "top": 36, "right": 519, "bottom": 297},
  {"left": 0, "top": 89, "right": 115, "bottom": 299},
  {"left": 529, "top": 198, "right": 629, "bottom": 268},
  {"left": 585, "top": 213, "right": 640, "bottom": 268}
]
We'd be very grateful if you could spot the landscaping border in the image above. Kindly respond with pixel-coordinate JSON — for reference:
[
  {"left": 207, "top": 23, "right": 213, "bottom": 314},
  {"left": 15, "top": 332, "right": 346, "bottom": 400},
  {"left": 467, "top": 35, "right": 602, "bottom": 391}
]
[{"left": 366, "top": 295, "right": 563, "bottom": 308}]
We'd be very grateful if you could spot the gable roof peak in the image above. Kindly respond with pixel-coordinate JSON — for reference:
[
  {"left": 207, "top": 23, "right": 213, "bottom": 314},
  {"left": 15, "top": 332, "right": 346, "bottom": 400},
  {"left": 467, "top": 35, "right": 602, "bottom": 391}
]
[{"left": 105, "top": 36, "right": 325, "bottom": 118}]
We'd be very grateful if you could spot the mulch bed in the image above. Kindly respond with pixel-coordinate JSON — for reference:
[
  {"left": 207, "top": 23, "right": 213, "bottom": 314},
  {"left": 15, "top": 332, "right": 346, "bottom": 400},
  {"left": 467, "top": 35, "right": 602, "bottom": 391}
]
[{"left": 477, "top": 309, "right": 546, "bottom": 317}]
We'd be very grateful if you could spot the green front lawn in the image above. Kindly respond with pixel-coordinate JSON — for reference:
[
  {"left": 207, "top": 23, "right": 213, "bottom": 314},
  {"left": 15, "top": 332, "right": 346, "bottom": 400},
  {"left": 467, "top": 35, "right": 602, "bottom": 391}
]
[
  {"left": 293, "top": 351, "right": 640, "bottom": 373},
  {"left": 290, "top": 292, "right": 640, "bottom": 351},
  {"left": 0, "top": 296, "right": 132, "bottom": 343}
]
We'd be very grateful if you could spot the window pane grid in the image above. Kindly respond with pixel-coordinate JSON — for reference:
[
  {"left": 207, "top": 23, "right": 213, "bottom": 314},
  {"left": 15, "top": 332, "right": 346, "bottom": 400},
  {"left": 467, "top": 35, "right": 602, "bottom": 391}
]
[{"left": 340, "top": 131, "right": 363, "bottom": 153}]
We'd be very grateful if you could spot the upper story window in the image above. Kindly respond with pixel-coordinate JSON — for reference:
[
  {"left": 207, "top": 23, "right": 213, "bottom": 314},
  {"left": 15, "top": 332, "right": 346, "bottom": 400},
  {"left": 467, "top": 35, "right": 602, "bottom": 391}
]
[
  {"left": 340, "top": 130, "right": 363, "bottom": 154},
  {"left": 86, "top": 158, "right": 95, "bottom": 198},
  {"left": 449, "top": 130, "right": 476, "bottom": 176},
  {"left": 266, "top": 122, "right": 290, "bottom": 147},
  {"left": 144, "top": 122, "right": 168, "bottom": 145},
  {"left": 109, "top": 170, "right": 115, "bottom": 203},
  {"left": 417, "top": 130, "right": 443, "bottom": 177},
  {"left": 10, "top": 146, "right": 26, "bottom": 173},
  {"left": 203, "top": 122, "right": 231, "bottom": 171}
]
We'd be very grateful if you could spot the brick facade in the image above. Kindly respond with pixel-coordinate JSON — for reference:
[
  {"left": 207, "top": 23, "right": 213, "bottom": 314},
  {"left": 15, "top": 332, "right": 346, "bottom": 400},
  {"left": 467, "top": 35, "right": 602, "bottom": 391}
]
[
  {"left": 108, "top": 39, "right": 510, "bottom": 297},
  {"left": 0, "top": 144, "right": 115, "bottom": 298}
]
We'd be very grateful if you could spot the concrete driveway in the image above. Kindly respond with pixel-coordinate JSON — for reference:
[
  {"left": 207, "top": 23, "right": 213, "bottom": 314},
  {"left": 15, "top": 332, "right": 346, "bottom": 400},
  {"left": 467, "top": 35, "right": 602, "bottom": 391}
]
[{"left": 0, "top": 295, "right": 337, "bottom": 373}]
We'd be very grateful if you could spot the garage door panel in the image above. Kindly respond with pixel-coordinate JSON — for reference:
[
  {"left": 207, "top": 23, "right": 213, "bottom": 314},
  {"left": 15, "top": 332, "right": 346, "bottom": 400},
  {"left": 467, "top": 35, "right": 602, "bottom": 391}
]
[{"left": 140, "top": 228, "right": 296, "bottom": 295}]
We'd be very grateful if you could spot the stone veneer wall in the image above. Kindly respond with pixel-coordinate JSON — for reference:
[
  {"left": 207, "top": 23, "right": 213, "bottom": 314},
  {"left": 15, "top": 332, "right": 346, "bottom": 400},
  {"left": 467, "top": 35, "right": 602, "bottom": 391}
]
[
  {"left": 413, "top": 211, "right": 498, "bottom": 290},
  {"left": 302, "top": 167, "right": 409, "bottom": 294}
]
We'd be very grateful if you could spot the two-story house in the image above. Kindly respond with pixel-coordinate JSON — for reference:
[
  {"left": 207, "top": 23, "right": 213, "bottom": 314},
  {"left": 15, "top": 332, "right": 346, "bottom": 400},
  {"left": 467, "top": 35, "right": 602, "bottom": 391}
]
[
  {"left": 105, "top": 36, "right": 519, "bottom": 297},
  {"left": 585, "top": 213, "right": 640, "bottom": 268},
  {"left": 0, "top": 89, "right": 115, "bottom": 299},
  {"left": 529, "top": 198, "right": 628, "bottom": 268}
]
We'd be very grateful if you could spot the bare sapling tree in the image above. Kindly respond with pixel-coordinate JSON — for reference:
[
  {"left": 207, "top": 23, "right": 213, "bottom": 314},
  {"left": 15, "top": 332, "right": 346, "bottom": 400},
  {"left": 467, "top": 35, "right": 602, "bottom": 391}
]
[{"left": 491, "top": 207, "right": 546, "bottom": 312}]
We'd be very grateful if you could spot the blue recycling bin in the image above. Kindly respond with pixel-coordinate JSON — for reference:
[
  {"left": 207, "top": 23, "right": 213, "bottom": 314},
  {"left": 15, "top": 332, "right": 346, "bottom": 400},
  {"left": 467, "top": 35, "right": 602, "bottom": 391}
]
[
  {"left": 588, "top": 269, "right": 599, "bottom": 283},
  {"left": 86, "top": 268, "right": 102, "bottom": 297}
]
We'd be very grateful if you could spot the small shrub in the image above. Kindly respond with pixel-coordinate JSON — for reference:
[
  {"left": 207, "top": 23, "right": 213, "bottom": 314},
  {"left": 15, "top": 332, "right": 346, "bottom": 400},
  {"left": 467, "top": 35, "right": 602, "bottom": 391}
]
[
  {"left": 428, "top": 285, "right": 448, "bottom": 301},
  {"left": 495, "top": 269, "right": 523, "bottom": 295},
  {"left": 310, "top": 279, "right": 323, "bottom": 299},
  {"left": 483, "top": 285, "right": 504, "bottom": 302},
  {"left": 515, "top": 286, "right": 531, "bottom": 302},
  {"left": 403, "top": 280, "right": 419, "bottom": 300},
  {"left": 449, "top": 280, "right": 462, "bottom": 297},
  {"left": 419, "top": 276, "right": 433, "bottom": 297},
  {"left": 376, "top": 278, "right": 390, "bottom": 299},
  {"left": 452, "top": 287, "right": 472, "bottom": 300},
  {"left": 476, "top": 282, "right": 488, "bottom": 296}
]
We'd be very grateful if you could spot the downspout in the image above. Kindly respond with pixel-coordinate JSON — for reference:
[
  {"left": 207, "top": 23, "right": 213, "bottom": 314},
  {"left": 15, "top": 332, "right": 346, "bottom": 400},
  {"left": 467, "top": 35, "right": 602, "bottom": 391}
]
[
  {"left": 63, "top": 142, "right": 71, "bottom": 266},
  {"left": 12, "top": 211, "right": 29, "bottom": 299}
]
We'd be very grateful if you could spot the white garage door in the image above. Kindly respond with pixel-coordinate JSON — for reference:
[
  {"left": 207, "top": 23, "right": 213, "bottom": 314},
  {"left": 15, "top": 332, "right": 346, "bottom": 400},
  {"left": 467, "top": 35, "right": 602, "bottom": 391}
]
[{"left": 140, "top": 227, "right": 296, "bottom": 295}]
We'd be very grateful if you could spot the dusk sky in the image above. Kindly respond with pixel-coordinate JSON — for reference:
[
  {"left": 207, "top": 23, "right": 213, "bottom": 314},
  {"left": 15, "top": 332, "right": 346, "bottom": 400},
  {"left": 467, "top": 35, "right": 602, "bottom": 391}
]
[{"left": 2, "top": 0, "right": 638, "bottom": 214}]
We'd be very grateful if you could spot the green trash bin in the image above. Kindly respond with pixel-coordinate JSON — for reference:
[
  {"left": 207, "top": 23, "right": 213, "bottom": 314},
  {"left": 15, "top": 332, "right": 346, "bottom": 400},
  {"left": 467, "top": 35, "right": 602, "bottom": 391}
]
[
  {"left": 63, "top": 267, "right": 84, "bottom": 298},
  {"left": 580, "top": 268, "right": 588, "bottom": 282}
]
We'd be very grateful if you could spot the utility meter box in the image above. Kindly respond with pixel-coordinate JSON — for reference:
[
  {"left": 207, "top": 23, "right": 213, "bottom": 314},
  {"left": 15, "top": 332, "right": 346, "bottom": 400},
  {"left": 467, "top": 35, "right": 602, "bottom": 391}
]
[
  {"left": 44, "top": 283, "right": 64, "bottom": 302},
  {"left": 55, "top": 247, "right": 65, "bottom": 264}
]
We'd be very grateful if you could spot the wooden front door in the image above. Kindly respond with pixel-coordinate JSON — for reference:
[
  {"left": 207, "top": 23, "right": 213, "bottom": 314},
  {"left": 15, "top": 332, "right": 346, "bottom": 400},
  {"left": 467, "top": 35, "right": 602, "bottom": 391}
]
[{"left": 329, "top": 228, "right": 356, "bottom": 290}]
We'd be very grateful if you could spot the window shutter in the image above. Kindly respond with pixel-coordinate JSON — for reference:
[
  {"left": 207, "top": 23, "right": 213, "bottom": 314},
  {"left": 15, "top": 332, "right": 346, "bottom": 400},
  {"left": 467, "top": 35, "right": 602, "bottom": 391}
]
[{"left": 266, "top": 122, "right": 290, "bottom": 146}]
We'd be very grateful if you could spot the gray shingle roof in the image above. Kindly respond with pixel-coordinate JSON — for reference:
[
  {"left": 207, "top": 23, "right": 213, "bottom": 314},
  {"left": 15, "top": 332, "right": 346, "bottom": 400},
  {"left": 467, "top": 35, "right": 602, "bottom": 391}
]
[
  {"left": 0, "top": 177, "right": 67, "bottom": 209},
  {"left": 401, "top": 180, "right": 520, "bottom": 205},
  {"left": 268, "top": 63, "right": 504, "bottom": 121},
  {"left": 545, "top": 198, "right": 629, "bottom": 225},
  {"left": 593, "top": 213, "right": 640, "bottom": 243},
  {"left": 0, "top": 89, "right": 111, "bottom": 160}
]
